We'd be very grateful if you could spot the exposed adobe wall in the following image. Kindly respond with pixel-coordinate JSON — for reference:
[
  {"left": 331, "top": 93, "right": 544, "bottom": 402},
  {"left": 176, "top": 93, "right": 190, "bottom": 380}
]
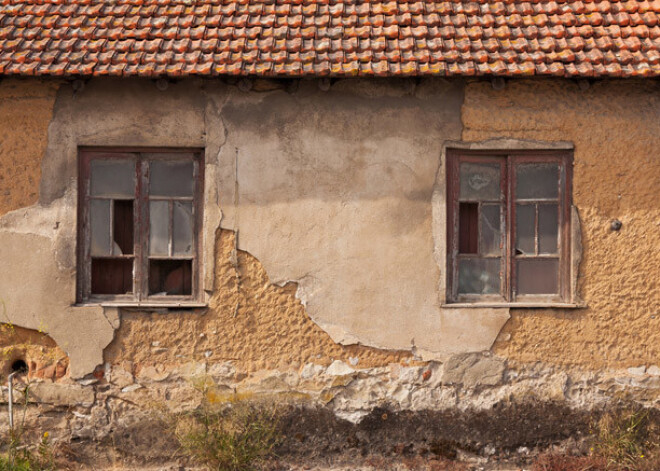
[
  {"left": 462, "top": 79, "right": 660, "bottom": 370},
  {"left": 0, "top": 324, "right": 68, "bottom": 381},
  {"left": 0, "top": 79, "right": 58, "bottom": 216}
]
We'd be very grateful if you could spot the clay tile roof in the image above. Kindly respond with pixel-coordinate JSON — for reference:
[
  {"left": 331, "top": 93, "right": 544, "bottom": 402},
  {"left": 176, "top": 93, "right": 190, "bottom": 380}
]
[{"left": 1, "top": 0, "right": 659, "bottom": 78}]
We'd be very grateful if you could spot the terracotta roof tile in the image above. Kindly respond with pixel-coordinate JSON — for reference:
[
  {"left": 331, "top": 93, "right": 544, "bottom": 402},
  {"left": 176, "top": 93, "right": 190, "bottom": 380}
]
[{"left": 1, "top": 0, "right": 659, "bottom": 78}]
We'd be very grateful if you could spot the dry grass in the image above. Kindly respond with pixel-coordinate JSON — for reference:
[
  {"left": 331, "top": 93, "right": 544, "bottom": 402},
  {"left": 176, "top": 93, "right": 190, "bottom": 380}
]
[
  {"left": 169, "top": 400, "right": 282, "bottom": 471},
  {"left": 532, "top": 408, "right": 660, "bottom": 471}
]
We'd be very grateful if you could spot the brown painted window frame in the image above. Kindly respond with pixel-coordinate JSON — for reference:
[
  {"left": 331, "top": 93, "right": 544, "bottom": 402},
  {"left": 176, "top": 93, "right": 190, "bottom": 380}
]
[
  {"left": 447, "top": 149, "right": 572, "bottom": 305},
  {"left": 77, "top": 147, "right": 204, "bottom": 306}
]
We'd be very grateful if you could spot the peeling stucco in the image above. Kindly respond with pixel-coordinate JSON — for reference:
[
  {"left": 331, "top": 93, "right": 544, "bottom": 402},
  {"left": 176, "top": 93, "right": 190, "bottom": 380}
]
[
  {"left": 0, "top": 210, "right": 114, "bottom": 377},
  {"left": 0, "top": 77, "right": 553, "bottom": 378},
  {"left": 0, "top": 79, "right": 224, "bottom": 377},
  {"left": 215, "top": 78, "right": 510, "bottom": 359}
]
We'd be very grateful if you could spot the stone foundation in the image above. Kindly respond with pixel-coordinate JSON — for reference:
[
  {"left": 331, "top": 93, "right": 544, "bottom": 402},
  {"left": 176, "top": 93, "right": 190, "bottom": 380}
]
[{"left": 2, "top": 354, "right": 660, "bottom": 467}]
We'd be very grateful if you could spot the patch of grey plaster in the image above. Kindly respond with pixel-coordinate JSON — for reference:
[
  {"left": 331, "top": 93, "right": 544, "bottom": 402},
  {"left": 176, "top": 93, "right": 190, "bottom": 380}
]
[
  {"left": 442, "top": 353, "right": 506, "bottom": 388},
  {"left": 201, "top": 91, "right": 228, "bottom": 292},
  {"left": 216, "top": 79, "right": 510, "bottom": 359}
]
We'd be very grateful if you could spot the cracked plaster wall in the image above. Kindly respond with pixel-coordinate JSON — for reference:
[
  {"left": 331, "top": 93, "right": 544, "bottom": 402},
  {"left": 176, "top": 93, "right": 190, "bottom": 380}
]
[
  {"left": 1, "top": 77, "right": 514, "bottom": 378},
  {"left": 1, "top": 76, "right": 658, "bottom": 380},
  {"left": 215, "top": 78, "right": 510, "bottom": 360},
  {"left": 0, "top": 78, "right": 217, "bottom": 377}
]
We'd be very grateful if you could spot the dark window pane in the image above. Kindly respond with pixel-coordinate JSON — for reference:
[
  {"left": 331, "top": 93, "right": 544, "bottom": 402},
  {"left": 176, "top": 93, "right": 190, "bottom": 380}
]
[
  {"left": 538, "top": 203, "right": 558, "bottom": 254},
  {"left": 459, "top": 162, "right": 501, "bottom": 201},
  {"left": 149, "top": 259, "right": 192, "bottom": 296},
  {"left": 113, "top": 200, "right": 134, "bottom": 255},
  {"left": 459, "top": 202, "right": 478, "bottom": 254},
  {"left": 149, "top": 161, "right": 194, "bottom": 197},
  {"left": 515, "top": 163, "right": 559, "bottom": 200},
  {"left": 516, "top": 204, "right": 536, "bottom": 255},
  {"left": 149, "top": 201, "right": 169, "bottom": 256},
  {"left": 481, "top": 204, "right": 501, "bottom": 256},
  {"left": 173, "top": 201, "right": 193, "bottom": 255},
  {"left": 458, "top": 258, "right": 500, "bottom": 294},
  {"left": 517, "top": 259, "right": 558, "bottom": 295},
  {"left": 90, "top": 160, "right": 135, "bottom": 198},
  {"left": 90, "top": 199, "right": 111, "bottom": 256},
  {"left": 91, "top": 258, "right": 133, "bottom": 295}
]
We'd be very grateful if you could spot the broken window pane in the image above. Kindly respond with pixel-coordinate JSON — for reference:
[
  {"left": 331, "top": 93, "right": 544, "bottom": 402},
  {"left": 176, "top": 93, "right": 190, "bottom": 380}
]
[
  {"left": 173, "top": 201, "right": 193, "bottom": 255},
  {"left": 517, "top": 259, "right": 558, "bottom": 295},
  {"left": 149, "top": 201, "right": 170, "bottom": 256},
  {"left": 459, "top": 202, "right": 478, "bottom": 254},
  {"left": 90, "top": 199, "right": 111, "bottom": 256},
  {"left": 515, "top": 204, "right": 535, "bottom": 255},
  {"left": 515, "top": 163, "right": 559, "bottom": 200},
  {"left": 91, "top": 160, "right": 135, "bottom": 198},
  {"left": 149, "top": 161, "right": 194, "bottom": 197},
  {"left": 113, "top": 200, "right": 134, "bottom": 255},
  {"left": 458, "top": 258, "right": 500, "bottom": 294},
  {"left": 91, "top": 258, "right": 133, "bottom": 295},
  {"left": 149, "top": 259, "right": 192, "bottom": 296},
  {"left": 459, "top": 163, "right": 501, "bottom": 201},
  {"left": 538, "top": 204, "right": 559, "bottom": 254},
  {"left": 481, "top": 204, "right": 501, "bottom": 256}
]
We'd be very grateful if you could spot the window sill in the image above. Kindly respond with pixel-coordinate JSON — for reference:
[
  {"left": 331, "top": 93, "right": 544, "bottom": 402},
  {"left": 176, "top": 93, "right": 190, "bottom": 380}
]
[
  {"left": 74, "top": 302, "right": 208, "bottom": 310},
  {"left": 442, "top": 302, "right": 586, "bottom": 309}
]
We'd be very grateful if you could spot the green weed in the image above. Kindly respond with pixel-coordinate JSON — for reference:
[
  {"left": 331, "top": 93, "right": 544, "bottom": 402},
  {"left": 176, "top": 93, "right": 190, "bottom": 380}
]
[{"left": 591, "top": 408, "right": 654, "bottom": 469}]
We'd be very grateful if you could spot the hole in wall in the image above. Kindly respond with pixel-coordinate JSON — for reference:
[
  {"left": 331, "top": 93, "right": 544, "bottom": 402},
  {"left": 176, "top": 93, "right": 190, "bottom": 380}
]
[{"left": 11, "top": 359, "right": 28, "bottom": 374}]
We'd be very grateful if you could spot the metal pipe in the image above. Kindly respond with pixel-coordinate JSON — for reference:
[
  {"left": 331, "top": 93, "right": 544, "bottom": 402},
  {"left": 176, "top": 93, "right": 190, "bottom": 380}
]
[{"left": 8, "top": 371, "right": 17, "bottom": 431}]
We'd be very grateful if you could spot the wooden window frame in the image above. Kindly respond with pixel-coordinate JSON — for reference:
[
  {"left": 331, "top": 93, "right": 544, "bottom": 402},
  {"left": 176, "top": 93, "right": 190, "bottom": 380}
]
[
  {"left": 77, "top": 147, "right": 204, "bottom": 306},
  {"left": 447, "top": 149, "right": 572, "bottom": 305}
]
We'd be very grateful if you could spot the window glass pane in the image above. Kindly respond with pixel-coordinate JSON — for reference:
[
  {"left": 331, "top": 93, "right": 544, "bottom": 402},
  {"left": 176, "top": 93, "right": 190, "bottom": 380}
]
[
  {"left": 538, "top": 204, "right": 559, "bottom": 254},
  {"left": 517, "top": 259, "right": 558, "bottom": 295},
  {"left": 149, "top": 161, "right": 194, "bottom": 197},
  {"left": 459, "top": 202, "right": 478, "bottom": 254},
  {"left": 149, "top": 201, "right": 169, "bottom": 255},
  {"left": 173, "top": 201, "right": 193, "bottom": 255},
  {"left": 515, "top": 204, "right": 535, "bottom": 255},
  {"left": 149, "top": 259, "right": 192, "bottom": 296},
  {"left": 481, "top": 204, "right": 501, "bottom": 256},
  {"left": 459, "top": 163, "right": 501, "bottom": 201},
  {"left": 91, "top": 258, "right": 133, "bottom": 295},
  {"left": 515, "top": 163, "right": 559, "bottom": 200},
  {"left": 90, "top": 199, "right": 111, "bottom": 256},
  {"left": 113, "top": 200, "right": 134, "bottom": 255},
  {"left": 90, "top": 160, "right": 135, "bottom": 198},
  {"left": 458, "top": 258, "right": 500, "bottom": 294}
]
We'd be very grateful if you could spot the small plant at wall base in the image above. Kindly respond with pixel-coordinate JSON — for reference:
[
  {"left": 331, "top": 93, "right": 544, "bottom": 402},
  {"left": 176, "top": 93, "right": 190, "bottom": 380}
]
[
  {"left": 533, "top": 408, "right": 660, "bottom": 471},
  {"left": 171, "top": 400, "right": 282, "bottom": 471},
  {"left": 0, "top": 382, "right": 55, "bottom": 471},
  {"left": 591, "top": 408, "right": 660, "bottom": 471}
]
